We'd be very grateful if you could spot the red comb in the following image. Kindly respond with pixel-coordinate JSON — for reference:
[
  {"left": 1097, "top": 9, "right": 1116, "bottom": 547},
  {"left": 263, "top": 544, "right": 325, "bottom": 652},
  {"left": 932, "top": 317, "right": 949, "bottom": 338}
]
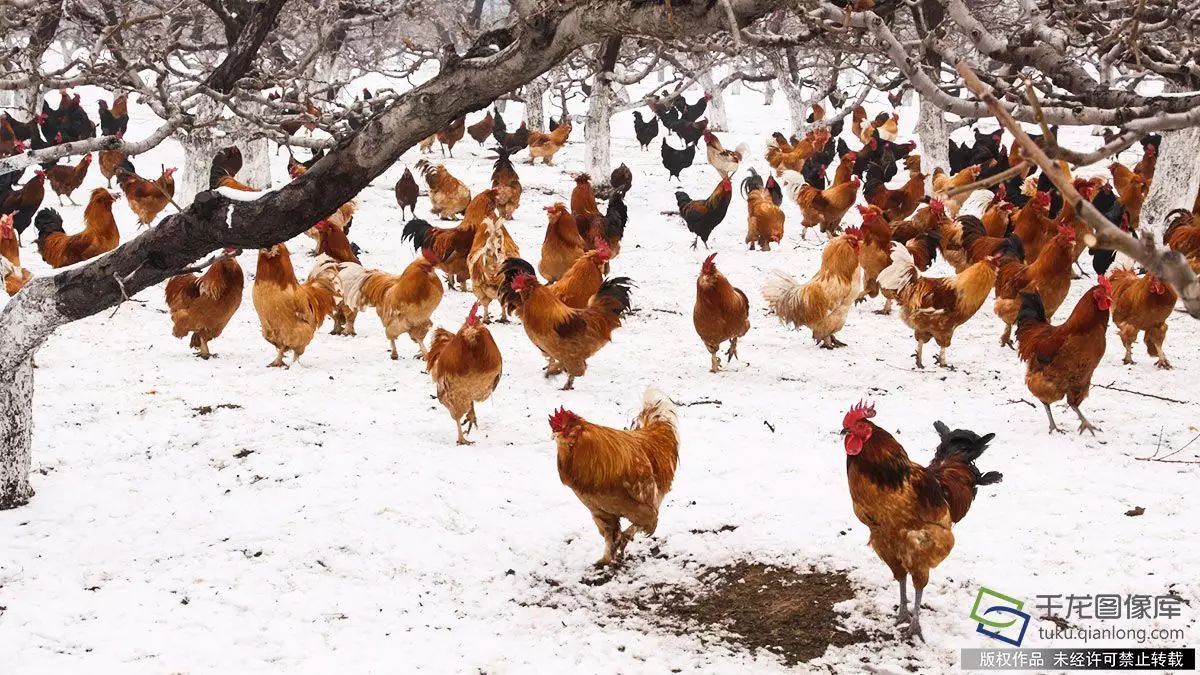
[
  {"left": 843, "top": 226, "right": 863, "bottom": 239},
  {"left": 548, "top": 407, "right": 578, "bottom": 433},
  {"left": 842, "top": 400, "right": 876, "bottom": 429},
  {"left": 1098, "top": 275, "right": 1112, "bottom": 292}
]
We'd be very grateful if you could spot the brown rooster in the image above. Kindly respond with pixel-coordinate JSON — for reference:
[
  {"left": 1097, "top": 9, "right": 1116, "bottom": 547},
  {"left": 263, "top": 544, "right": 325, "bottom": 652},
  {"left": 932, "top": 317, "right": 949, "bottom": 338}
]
[
  {"left": 165, "top": 250, "right": 245, "bottom": 359},
  {"left": 693, "top": 253, "right": 750, "bottom": 372},
  {"left": 251, "top": 243, "right": 337, "bottom": 368},
  {"left": 1110, "top": 269, "right": 1177, "bottom": 369},
  {"left": 34, "top": 189, "right": 122, "bottom": 268},
  {"left": 841, "top": 401, "right": 1002, "bottom": 640},
  {"left": 426, "top": 303, "right": 504, "bottom": 445},
  {"left": 552, "top": 389, "right": 679, "bottom": 566}
]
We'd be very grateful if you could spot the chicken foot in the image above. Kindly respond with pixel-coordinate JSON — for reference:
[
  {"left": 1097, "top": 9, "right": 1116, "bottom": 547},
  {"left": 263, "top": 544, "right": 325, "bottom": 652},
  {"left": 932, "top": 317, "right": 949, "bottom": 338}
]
[
  {"left": 708, "top": 348, "right": 721, "bottom": 373},
  {"left": 1042, "top": 403, "right": 1064, "bottom": 434},
  {"left": 907, "top": 587, "right": 926, "bottom": 642},
  {"left": 267, "top": 346, "right": 288, "bottom": 368},
  {"left": 1071, "top": 404, "right": 1101, "bottom": 435}
]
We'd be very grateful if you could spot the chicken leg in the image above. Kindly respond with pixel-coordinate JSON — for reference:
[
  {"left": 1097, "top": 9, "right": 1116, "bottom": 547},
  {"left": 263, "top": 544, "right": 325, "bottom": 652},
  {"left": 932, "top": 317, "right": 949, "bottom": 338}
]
[
  {"left": 267, "top": 346, "right": 288, "bottom": 368},
  {"left": 907, "top": 587, "right": 925, "bottom": 641},
  {"left": 896, "top": 576, "right": 911, "bottom": 625},
  {"left": 1070, "top": 404, "right": 1100, "bottom": 435},
  {"left": 708, "top": 347, "right": 721, "bottom": 373},
  {"left": 725, "top": 337, "right": 740, "bottom": 362},
  {"left": 1042, "top": 402, "right": 1063, "bottom": 434}
]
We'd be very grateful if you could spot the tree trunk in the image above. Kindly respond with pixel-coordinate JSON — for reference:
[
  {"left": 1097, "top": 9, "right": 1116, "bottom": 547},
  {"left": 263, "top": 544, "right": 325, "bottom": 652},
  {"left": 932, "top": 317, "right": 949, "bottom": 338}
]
[
  {"left": 916, "top": 94, "right": 949, "bottom": 184},
  {"left": 762, "top": 79, "right": 775, "bottom": 105},
  {"left": 698, "top": 70, "right": 728, "bottom": 131},
  {"left": 178, "top": 127, "right": 220, "bottom": 208},
  {"left": 585, "top": 37, "right": 622, "bottom": 182},
  {"left": 1142, "top": 128, "right": 1200, "bottom": 231},
  {"left": 584, "top": 78, "right": 613, "bottom": 179},
  {"left": 780, "top": 81, "right": 807, "bottom": 135},
  {"left": 0, "top": 358, "right": 35, "bottom": 509},
  {"left": 525, "top": 78, "right": 548, "bottom": 132}
]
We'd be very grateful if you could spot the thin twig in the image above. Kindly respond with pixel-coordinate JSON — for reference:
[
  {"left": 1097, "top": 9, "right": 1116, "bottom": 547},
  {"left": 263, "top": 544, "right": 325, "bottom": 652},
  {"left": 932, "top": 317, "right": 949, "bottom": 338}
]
[
  {"left": 944, "top": 160, "right": 1030, "bottom": 197},
  {"left": 1022, "top": 79, "right": 1057, "bottom": 152},
  {"left": 1005, "top": 398, "right": 1037, "bottom": 408},
  {"left": 1095, "top": 381, "right": 1189, "bottom": 404}
]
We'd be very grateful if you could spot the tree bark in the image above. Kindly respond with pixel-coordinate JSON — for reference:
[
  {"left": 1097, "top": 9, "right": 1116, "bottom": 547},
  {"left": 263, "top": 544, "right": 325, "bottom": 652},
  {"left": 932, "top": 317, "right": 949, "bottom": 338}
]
[
  {"left": 585, "top": 37, "right": 622, "bottom": 182},
  {"left": 698, "top": 70, "right": 729, "bottom": 131},
  {"left": 525, "top": 77, "right": 548, "bottom": 132},
  {"left": 0, "top": 359, "right": 35, "bottom": 510},
  {"left": 0, "top": 0, "right": 794, "bottom": 509},
  {"left": 916, "top": 94, "right": 949, "bottom": 181},
  {"left": 1142, "top": 128, "right": 1200, "bottom": 231}
]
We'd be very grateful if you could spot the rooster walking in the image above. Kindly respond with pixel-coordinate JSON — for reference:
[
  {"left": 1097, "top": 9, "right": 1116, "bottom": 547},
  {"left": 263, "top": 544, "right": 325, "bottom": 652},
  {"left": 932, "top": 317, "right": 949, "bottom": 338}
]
[{"left": 841, "top": 401, "right": 1002, "bottom": 640}]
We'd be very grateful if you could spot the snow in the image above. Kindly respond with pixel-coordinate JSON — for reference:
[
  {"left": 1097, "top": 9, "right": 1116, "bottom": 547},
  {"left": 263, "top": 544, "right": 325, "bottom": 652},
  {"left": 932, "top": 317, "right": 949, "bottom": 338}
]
[{"left": 2, "top": 81, "right": 1199, "bottom": 674}]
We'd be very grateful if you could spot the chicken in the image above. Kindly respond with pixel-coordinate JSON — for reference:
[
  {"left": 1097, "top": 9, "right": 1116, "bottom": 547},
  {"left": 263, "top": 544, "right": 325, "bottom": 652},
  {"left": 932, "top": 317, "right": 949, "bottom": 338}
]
[
  {"left": 539, "top": 203, "right": 586, "bottom": 282},
  {"left": 745, "top": 183, "right": 785, "bottom": 251},
  {"left": 833, "top": 150, "right": 857, "bottom": 186},
  {"left": 693, "top": 253, "right": 750, "bottom": 372},
  {"left": 1109, "top": 268, "right": 1177, "bottom": 369},
  {"left": 210, "top": 146, "right": 243, "bottom": 186},
  {"left": 117, "top": 163, "right": 176, "bottom": 227},
  {"left": 1, "top": 170, "right": 46, "bottom": 238},
  {"left": 931, "top": 165, "right": 983, "bottom": 217},
  {"left": 1109, "top": 161, "right": 1150, "bottom": 231},
  {"left": 1, "top": 117, "right": 26, "bottom": 157},
  {"left": 44, "top": 153, "right": 92, "bottom": 206},
  {"left": 251, "top": 243, "right": 337, "bottom": 367},
  {"left": 632, "top": 111, "right": 659, "bottom": 150},
  {"left": 766, "top": 128, "right": 830, "bottom": 175},
  {"left": 877, "top": 241, "right": 999, "bottom": 369},
  {"left": 841, "top": 402, "right": 1002, "bottom": 641},
  {"left": 314, "top": 219, "right": 362, "bottom": 336},
  {"left": 850, "top": 105, "right": 868, "bottom": 139},
  {"left": 854, "top": 205, "right": 896, "bottom": 312},
  {"left": 500, "top": 240, "right": 616, "bottom": 316},
  {"left": 1010, "top": 190, "right": 1054, "bottom": 261},
  {"left": 340, "top": 249, "right": 445, "bottom": 360},
  {"left": 490, "top": 148, "right": 523, "bottom": 219},
  {"left": 1133, "top": 143, "right": 1157, "bottom": 182},
  {"left": 426, "top": 303, "right": 504, "bottom": 445},
  {"left": 466, "top": 112, "right": 495, "bottom": 146},
  {"left": 668, "top": 118, "right": 707, "bottom": 146},
  {"left": 660, "top": 137, "right": 696, "bottom": 181},
  {"left": 34, "top": 189, "right": 122, "bottom": 268},
  {"left": 703, "top": 131, "right": 749, "bottom": 179},
  {"left": 572, "top": 174, "right": 627, "bottom": 260},
  {"left": 602, "top": 163, "right": 633, "bottom": 200},
  {"left": 676, "top": 177, "right": 733, "bottom": 249},
  {"left": 97, "top": 95, "right": 129, "bottom": 137},
  {"left": 394, "top": 167, "right": 419, "bottom": 219},
  {"left": 552, "top": 388, "right": 679, "bottom": 566},
  {"left": 507, "top": 271, "right": 632, "bottom": 390},
  {"left": 527, "top": 120, "right": 572, "bottom": 165},
  {"left": 415, "top": 159, "right": 471, "bottom": 220},
  {"left": 468, "top": 213, "right": 520, "bottom": 322},
  {"left": 863, "top": 168, "right": 924, "bottom": 222},
  {"left": 762, "top": 230, "right": 863, "bottom": 348},
  {"left": 165, "top": 250, "right": 245, "bottom": 359},
  {"left": 493, "top": 121, "right": 530, "bottom": 155},
  {"left": 783, "top": 171, "right": 861, "bottom": 239},
  {"left": 418, "top": 134, "right": 436, "bottom": 153},
  {"left": 875, "top": 112, "right": 899, "bottom": 142},
  {"left": 98, "top": 134, "right": 127, "bottom": 188},
  {"left": 0, "top": 214, "right": 32, "bottom": 296},
  {"left": 1163, "top": 209, "right": 1200, "bottom": 272},
  {"left": 1016, "top": 278, "right": 1113, "bottom": 434},
  {"left": 436, "top": 115, "right": 466, "bottom": 156},
  {"left": 988, "top": 220, "right": 1071, "bottom": 343}
]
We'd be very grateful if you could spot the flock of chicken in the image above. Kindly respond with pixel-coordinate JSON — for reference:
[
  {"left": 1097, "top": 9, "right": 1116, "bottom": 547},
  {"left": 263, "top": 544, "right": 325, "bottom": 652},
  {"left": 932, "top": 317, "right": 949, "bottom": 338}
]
[{"left": 5, "top": 86, "right": 1200, "bottom": 644}]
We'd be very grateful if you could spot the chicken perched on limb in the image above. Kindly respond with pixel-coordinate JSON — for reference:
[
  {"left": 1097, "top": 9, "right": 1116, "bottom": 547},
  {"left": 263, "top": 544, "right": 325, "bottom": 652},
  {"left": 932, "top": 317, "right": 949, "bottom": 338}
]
[
  {"left": 553, "top": 388, "right": 679, "bottom": 567},
  {"left": 842, "top": 401, "right": 1002, "bottom": 641}
]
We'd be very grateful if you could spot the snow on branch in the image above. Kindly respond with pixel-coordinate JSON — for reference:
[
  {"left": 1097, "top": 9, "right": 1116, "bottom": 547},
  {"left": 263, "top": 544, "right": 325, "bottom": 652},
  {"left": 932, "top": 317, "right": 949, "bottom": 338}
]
[{"left": 957, "top": 62, "right": 1200, "bottom": 319}]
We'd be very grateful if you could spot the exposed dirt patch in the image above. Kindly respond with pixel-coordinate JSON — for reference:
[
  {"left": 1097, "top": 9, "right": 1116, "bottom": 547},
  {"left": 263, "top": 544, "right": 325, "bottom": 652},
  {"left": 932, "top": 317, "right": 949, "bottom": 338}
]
[{"left": 612, "top": 561, "right": 873, "bottom": 666}]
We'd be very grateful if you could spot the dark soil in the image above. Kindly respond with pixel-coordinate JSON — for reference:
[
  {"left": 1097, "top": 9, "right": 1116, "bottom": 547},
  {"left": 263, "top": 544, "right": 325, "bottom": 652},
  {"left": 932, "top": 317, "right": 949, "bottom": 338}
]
[{"left": 612, "top": 561, "right": 873, "bottom": 666}]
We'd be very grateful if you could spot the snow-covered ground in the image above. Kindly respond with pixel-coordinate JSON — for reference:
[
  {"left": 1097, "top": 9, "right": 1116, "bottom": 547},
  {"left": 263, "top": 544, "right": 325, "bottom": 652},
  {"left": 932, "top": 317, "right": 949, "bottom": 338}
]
[{"left": 2, "top": 84, "right": 1198, "bottom": 674}]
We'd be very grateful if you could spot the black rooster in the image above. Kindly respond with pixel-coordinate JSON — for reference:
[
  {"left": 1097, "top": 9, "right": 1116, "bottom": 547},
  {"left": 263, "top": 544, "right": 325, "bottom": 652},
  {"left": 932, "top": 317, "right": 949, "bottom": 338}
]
[
  {"left": 661, "top": 137, "right": 696, "bottom": 181},
  {"left": 632, "top": 111, "right": 659, "bottom": 150}
]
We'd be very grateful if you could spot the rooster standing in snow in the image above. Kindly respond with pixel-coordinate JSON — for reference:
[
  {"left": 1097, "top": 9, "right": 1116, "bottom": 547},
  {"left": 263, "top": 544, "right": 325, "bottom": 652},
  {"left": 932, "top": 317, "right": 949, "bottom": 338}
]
[{"left": 702, "top": 130, "right": 749, "bottom": 179}]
